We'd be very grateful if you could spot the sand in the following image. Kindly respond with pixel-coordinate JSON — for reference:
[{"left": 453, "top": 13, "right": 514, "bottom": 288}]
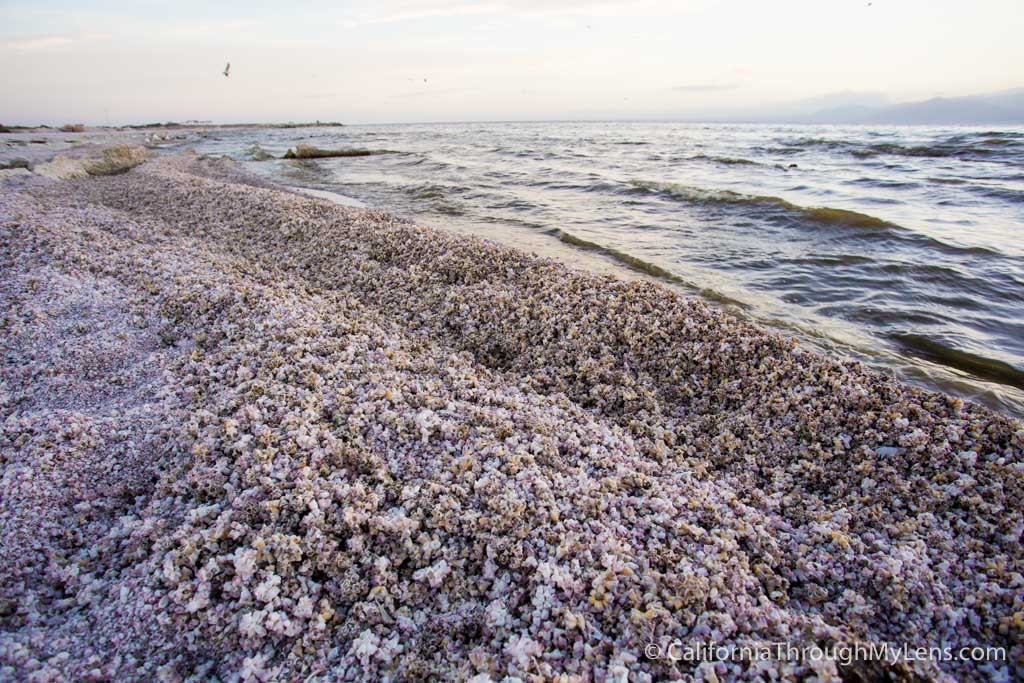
[{"left": 0, "top": 151, "right": 1021, "bottom": 682}]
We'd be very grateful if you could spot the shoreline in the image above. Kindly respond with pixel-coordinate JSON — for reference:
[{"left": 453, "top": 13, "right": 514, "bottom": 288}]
[
  {"left": 7, "top": 126, "right": 1024, "bottom": 417},
  {"left": 1, "top": 151, "right": 1021, "bottom": 680}
]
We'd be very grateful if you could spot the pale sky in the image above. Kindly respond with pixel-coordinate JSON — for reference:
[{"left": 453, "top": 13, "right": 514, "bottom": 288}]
[{"left": 1, "top": 0, "right": 1022, "bottom": 125}]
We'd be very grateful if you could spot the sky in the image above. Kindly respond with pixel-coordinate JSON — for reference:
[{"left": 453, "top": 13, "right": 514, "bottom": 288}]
[{"left": 1, "top": 0, "right": 1023, "bottom": 125}]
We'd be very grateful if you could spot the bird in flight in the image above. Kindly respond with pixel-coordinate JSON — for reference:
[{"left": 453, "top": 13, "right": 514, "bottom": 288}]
[{"left": 223, "top": 62, "right": 231, "bottom": 77}]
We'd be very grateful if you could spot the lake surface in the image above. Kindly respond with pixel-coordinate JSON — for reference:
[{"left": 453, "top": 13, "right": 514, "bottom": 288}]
[{"left": 189, "top": 122, "right": 1024, "bottom": 415}]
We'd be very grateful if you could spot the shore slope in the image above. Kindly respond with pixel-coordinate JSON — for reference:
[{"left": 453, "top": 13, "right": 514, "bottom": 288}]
[{"left": 1, "top": 153, "right": 1021, "bottom": 681}]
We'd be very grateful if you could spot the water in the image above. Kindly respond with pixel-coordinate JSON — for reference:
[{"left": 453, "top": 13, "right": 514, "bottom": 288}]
[{"left": 187, "top": 122, "right": 1024, "bottom": 416}]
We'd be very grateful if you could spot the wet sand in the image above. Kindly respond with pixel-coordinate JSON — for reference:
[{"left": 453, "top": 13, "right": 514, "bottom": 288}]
[{"left": 1, "top": 151, "right": 1021, "bottom": 681}]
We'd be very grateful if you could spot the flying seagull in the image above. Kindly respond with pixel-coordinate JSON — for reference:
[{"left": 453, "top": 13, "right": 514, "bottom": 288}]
[{"left": 223, "top": 62, "right": 231, "bottom": 77}]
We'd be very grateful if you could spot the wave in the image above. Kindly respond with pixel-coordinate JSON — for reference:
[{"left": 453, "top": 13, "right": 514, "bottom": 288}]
[
  {"left": 753, "top": 146, "right": 804, "bottom": 155},
  {"left": 433, "top": 203, "right": 465, "bottom": 216},
  {"left": 780, "top": 137, "right": 846, "bottom": 149},
  {"left": 404, "top": 183, "right": 466, "bottom": 214},
  {"left": 408, "top": 184, "right": 447, "bottom": 200},
  {"left": 977, "top": 130, "right": 1024, "bottom": 138},
  {"left": 862, "top": 141, "right": 1021, "bottom": 159},
  {"left": 946, "top": 131, "right": 1024, "bottom": 146},
  {"left": 851, "top": 144, "right": 960, "bottom": 159},
  {"left": 629, "top": 179, "right": 1008, "bottom": 259},
  {"left": 244, "top": 144, "right": 274, "bottom": 161},
  {"left": 490, "top": 147, "right": 542, "bottom": 158},
  {"left": 280, "top": 159, "right": 334, "bottom": 183},
  {"left": 779, "top": 137, "right": 1015, "bottom": 160},
  {"left": 980, "top": 137, "right": 1020, "bottom": 147},
  {"left": 545, "top": 228, "right": 748, "bottom": 308},
  {"left": 972, "top": 185, "right": 1024, "bottom": 204},
  {"left": 926, "top": 176, "right": 1024, "bottom": 204},
  {"left": 629, "top": 180, "right": 903, "bottom": 230},
  {"left": 690, "top": 154, "right": 762, "bottom": 167},
  {"left": 846, "top": 177, "right": 920, "bottom": 190},
  {"left": 891, "top": 334, "right": 1024, "bottom": 390}
]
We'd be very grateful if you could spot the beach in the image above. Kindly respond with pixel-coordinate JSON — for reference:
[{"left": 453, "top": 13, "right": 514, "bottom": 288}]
[
  {"left": 1, "top": 148, "right": 1022, "bottom": 681},
  {"left": 202, "top": 122, "right": 1024, "bottom": 416}
]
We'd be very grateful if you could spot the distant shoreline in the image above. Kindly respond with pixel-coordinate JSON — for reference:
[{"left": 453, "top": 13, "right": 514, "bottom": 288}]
[
  {"left": 6, "top": 118, "right": 1024, "bottom": 134},
  {"left": 0, "top": 121, "right": 344, "bottom": 134}
]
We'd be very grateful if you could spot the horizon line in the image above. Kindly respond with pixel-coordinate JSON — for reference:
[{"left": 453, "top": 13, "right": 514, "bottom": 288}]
[{"left": 6, "top": 117, "right": 1024, "bottom": 129}]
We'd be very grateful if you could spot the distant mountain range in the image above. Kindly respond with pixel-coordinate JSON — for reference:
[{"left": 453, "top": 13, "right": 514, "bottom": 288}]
[{"left": 793, "top": 88, "right": 1024, "bottom": 125}]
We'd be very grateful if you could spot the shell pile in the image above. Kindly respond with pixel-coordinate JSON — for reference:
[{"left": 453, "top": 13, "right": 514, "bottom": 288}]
[{"left": 1, "top": 153, "right": 1021, "bottom": 682}]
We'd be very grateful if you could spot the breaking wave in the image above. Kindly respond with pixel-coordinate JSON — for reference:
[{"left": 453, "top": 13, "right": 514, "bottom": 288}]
[
  {"left": 629, "top": 180, "right": 903, "bottom": 230},
  {"left": 546, "top": 228, "right": 747, "bottom": 308}
]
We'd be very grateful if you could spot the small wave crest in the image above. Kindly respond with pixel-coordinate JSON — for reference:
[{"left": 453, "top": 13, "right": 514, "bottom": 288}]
[
  {"left": 780, "top": 137, "right": 845, "bottom": 149},
  {"left": 245, "top": 144, "right": 274, "bottom": 161},
  {"left": 404, "top": 183, "right": 465, "bottom": 214},
  {"left": 980, "top": 137, "right": 1020, "bottom": 147},
  {"left": 411, "top": 186, "right": 444, "bottom": 200},
  {"left": 972, "top": 185, "right": 1024, "bottom": 204},
  {"left": 630, "top": 179, "right": 1007, "bottom": 258},
  {"left": 782, "top": 138, "right": 944, "bottom": 157},
  {"left": 891, "top": 334, "right": 1024, "bottom": 390},
  {"left": 862, "top": 141, "right": 1017, "bottom": 159},
  {"left": 629, "top": 180, "right": 902, "bottom": 230},
  {"left": 546, "top": 228, "right": 747, "bottom": 307},
  {"left": 780, "top": 137, "right": 1014, "bottom": 160},
  {"left": 851, "top": 143, "right": 960, "bottom": 159},
  {"left": 690, "top": 154, "right": 762, "bottom": 167}
]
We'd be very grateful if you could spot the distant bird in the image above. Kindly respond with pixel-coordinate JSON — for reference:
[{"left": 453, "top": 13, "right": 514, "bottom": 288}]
[{"left": 223, "top": 62, "right": 231, "bottom": 78}]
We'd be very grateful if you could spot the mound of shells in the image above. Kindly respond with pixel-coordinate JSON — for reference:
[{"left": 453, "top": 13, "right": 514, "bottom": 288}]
[{"left": 1, "top": 152, "right": 1021, "bottom": 682}]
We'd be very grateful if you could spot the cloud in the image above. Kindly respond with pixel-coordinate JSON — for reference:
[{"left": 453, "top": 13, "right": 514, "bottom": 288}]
[
  {"left": 671, "top": 83, "right": 738, "bottom": 92},
  {"left": 6, "top": 31, "right": 111, "bottom": 50}
]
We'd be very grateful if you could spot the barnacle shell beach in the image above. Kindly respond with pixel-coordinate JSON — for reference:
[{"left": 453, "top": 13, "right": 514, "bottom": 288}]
[{"left": 1, "top": 150, "right": 1021, "bottom": 681}]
